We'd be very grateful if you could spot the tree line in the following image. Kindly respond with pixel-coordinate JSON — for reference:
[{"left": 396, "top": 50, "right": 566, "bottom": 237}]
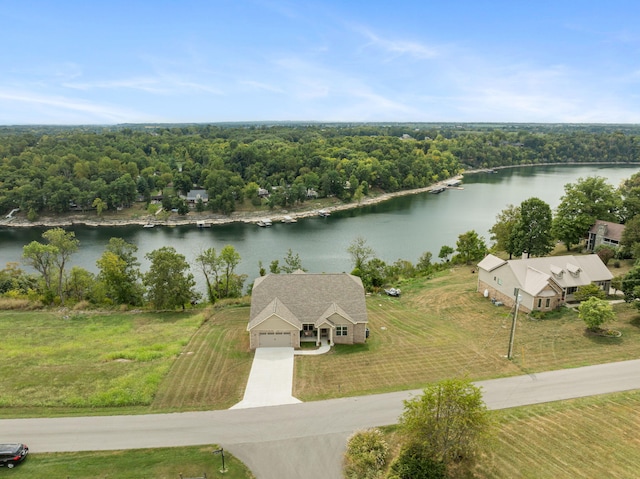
[
  {"left": 6, "top": 170, "right": 640, "bottom": 309},
  {"left": 1, "top": 123, "right": 639, "bottom": 220}
]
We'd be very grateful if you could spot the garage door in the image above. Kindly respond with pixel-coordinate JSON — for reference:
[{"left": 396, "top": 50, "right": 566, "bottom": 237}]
[{"left": 258, "top": 332, "right": 292, "bottom": 347}]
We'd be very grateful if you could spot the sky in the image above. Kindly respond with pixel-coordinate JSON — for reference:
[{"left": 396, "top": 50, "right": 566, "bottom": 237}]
[{"left": 2, "top": 0, "right": 640, "bottom": 125}]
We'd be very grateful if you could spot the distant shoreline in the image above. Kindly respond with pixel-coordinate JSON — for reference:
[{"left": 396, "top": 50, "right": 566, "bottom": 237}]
[{"left": 1, "top": 162, "right": 636, "bottom": 229}]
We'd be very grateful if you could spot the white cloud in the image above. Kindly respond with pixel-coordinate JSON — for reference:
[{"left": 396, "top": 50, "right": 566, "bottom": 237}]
[
  {"left": 352, "top": 24, "right": 440, "bottom": 60},
  {"left": 0, "top": 89, "right": 143, "bottom": 123}
]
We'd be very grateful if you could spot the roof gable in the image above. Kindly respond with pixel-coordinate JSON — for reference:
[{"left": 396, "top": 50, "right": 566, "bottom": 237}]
[
  {"left": 477, "top": 254, "right": 507, "bottom": 272},
  {"left": 247, "top": 298, "right": 301, "bottom": 331}
]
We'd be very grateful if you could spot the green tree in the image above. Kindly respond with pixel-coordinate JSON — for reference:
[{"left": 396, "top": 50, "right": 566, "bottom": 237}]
[
  {"left": 621, "top": 264, "right": 640, "bottom": 307},
  {"left": 398, "top": 378, "right": 491, "bottom": 473},
  {"left": 42, "top": 228, "right": 79, "bottom": 305},
  {"left": 22, "top": 241, "right": 57, "bottom": 295},
  {"left": 578, "top": 296, "right": 615, "bottom": 331},
  {"left": 95, "top": 238, "right": 143, "bottom": 305},
  {"left": 143, "top": 247, "right": 196, "bottom": 310},
  {"left": 455, "top": 230, "right": 487, "bottom": 264},
  {"left": 512, "top": 197, "right": 554, "bottom": 257},
  {"left": 195, "top": 247, "right": 222, "bottom": 303},
  {"left": 619, "top": 215, "right": 640, "bottom": 257},
  {"left": 66, "top": 266, "right": 96, "bottom": 303},
  {"left": 348, "top": 236, "right": 375, "bottom": 271},
  {"left": 489, "top": 204, "right": 520, "bottom": 258},
  {"left": 552, "top": 176, "right": 621, "bottom": 250},
  {"left": 280, "top": 249, "right": 305, "bottom": 273},
  {"left": 416, "top": 251, "right": 433, "bottom": 274},
  {"left": 438, "top": 245, "right": 454, "bottom": 262},
  {"left": 220, "top": 245, "right": 242, "bottom": 298},
  {"left": 92, "top": 197, "right": 107, "bottom": 217}
]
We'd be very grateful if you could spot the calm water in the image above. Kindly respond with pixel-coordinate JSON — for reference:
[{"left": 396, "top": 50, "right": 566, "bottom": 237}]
[{"left": 1, "top": 165, "right": 638, "bottom": 291}]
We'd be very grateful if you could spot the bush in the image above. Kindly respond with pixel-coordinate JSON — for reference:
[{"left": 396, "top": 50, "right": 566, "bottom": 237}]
[
  {"left": 574, "top": 283, "right": 606, "bottom": 302},
  {"left": 388, "top": 443, "right": 446, "bottom": 479},
  {"left": 343, "top": 428, "right": 389, "bottom": 479}
]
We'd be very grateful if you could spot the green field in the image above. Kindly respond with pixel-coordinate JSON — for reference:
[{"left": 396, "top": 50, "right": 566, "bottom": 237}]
[
  {"left": 1, "top": 266, "right": 639, "bottom": 477},
  {"left": 295, "top": 267, "right": 640, "bottom": 400}
]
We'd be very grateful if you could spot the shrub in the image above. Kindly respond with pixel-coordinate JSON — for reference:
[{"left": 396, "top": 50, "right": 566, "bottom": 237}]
[
  {"left": 574, "top": 283, "right": 606, "bottom": 302},
  {"left": 387, "top": 443, "right": 446, "bottom": 479},
  {"left": 343, "top": 428, "right": 389, "bottom": 479}
]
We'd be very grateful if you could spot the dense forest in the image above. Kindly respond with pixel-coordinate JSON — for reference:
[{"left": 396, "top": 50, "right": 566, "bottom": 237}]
[{"left": 1, "top": 122, "right": 639, "bottom": 219}]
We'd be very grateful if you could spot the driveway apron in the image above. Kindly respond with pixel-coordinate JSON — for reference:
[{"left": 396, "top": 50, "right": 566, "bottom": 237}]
[{"left": 231, "top": 347, "right": 301, "bottom": 409}]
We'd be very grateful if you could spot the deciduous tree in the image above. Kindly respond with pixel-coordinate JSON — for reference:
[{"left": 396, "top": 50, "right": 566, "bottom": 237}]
[
  {"left": 398, "top": 378, "right": 491, "bottom": 474},
  {"left": 578, "top": 296, "right": 615, "bottom": 331},
  {"left": 512, "top": 197, "right": 553, "bottom": 257},
  {"left": 455, "top": 230, "right": 487, "bottom": 264},
  {"left": 489, "top": 204, "right": 520, "bottom": 258},
  {"left": 552, "top": 176, "right": 621, "bottom": 250},
  {"left": 348, "top": 236, "right": 375, "bottom": 271},
  {"left": 143, "top": 247, "right": 196, "bottom": 310}
]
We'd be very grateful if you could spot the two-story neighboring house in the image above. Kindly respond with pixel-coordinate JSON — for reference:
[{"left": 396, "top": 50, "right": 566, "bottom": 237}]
[
  {"left": 247, "top": 272, "right": 369, "bottom": 350},
  {"left": 585, "top": 220, "right": 625, "bottom": 252},
  {"left": 477, "top": 254, "right": 613, "bottom": 313}
]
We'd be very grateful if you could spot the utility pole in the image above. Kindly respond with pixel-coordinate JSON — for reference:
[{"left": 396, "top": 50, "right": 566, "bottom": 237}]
[{"left": 507, "top": 289, "right": 522, "bottom": 360}]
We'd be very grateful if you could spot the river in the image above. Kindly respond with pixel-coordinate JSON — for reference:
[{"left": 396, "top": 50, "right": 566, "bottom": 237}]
[{"left": 1, "top": 165, "right": 638, "bottom": 292}]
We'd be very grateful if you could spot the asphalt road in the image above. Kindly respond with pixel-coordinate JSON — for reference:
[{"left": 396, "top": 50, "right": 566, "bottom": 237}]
[{"left": 2, "top": 359, "right": 640, "bottom": 479}]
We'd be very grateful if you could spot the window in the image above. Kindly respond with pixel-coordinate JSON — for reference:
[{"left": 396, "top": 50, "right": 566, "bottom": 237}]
[
  {"left": 537, "top": 298, "right": 542, "bottom": 308},
  {"left": 336, "top": 326, "right": 348, "bottom": 336},
  {"left": 545, "top": 298, "right": 550, "bottom": 308},
  {"left": 302, "top": 324, "right": 314, "bottom": 331}
]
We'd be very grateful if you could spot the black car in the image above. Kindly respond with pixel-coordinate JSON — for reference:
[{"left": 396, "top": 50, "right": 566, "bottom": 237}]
[{"left": 0, "top": 443, "right": 28, "bottom": 468}]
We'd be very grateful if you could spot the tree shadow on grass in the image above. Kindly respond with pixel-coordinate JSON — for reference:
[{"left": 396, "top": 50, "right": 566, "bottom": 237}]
[{"left": 582, "top": 328, "right": 624, "bottom": 345}]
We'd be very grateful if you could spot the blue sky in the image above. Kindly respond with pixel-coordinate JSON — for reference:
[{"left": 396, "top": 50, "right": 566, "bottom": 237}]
[{"left": 2, "top": 0, "right": 640, "bottom": 124}]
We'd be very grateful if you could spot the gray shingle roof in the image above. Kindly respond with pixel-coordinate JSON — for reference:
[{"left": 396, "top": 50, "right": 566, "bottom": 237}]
[{"left": 248, "top": 273, "right": 368, "bottom": 330}]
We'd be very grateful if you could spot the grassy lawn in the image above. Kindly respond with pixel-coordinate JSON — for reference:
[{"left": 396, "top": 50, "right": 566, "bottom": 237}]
[
  {"left": 476, "top": 390, "right": 640, "bottom": 478},
  {"left": 0, "top": 307, "right": 253, "bottom": 418},
  {"left": 294, "top": 267, "right": 640, "bottom": 400},
  {"left": 7, "top": 445, "right": 253, "bottom": 479}
]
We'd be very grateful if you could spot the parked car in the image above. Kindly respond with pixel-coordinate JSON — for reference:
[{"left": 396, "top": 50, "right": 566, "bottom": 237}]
[{"left": 0, "top": 443, "right": 28, "bottom": 468}]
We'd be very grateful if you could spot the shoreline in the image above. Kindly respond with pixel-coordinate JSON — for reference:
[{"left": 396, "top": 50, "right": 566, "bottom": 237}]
[
  {"left": 1, "top": 161, "right": 635, "bottom": 229},
  {"left": 0, "top": 175, "right": 466, "bottom": 229}
]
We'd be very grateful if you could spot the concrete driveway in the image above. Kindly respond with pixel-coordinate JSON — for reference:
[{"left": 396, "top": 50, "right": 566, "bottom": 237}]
[
  {"left": 231, "top": 341, "right": 331, "bottom": 410},
  {"left": 230, "top": 347, "right": 301, "bottom": 409}
]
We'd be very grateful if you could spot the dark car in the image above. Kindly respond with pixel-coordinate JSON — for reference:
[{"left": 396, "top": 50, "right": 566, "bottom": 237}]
[{"left": 0, "top": 443, "right": 28, "bottom": 468}]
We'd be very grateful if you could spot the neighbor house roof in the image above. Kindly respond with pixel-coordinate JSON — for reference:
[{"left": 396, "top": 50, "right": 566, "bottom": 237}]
[
  {"left": 249, "top": 273, "right": 368, "bottom": 330},
  {"left": 588, "top": 220, "right": 625, "bottom": 242},
  {"left": 186, "top": 189, "right": 208, "bottom": 201},
  {"left": 480, "top": 254, "right": 613, "bottom": 295}
]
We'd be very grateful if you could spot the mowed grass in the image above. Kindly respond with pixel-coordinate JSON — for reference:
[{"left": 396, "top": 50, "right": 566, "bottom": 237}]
[
  {"left": 151, "top": 306, "right": 253, "bottom": 411},
  {"left": 6, "top": 445, "right": 253, "bottom": 479},
  {"left": 294, "top": 267, "right": 640, "bottom": 400},
  {"left": 475, "top": 390, "right": 640, "bottom": 478},
  {"left": 0, "top": 307, "right": 253, "bottom": 417}
]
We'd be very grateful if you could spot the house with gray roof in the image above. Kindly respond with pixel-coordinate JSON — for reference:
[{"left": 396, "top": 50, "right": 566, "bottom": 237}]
[
  {"left": 186, "top": 189, "right": 208, "bottom": 204},
  {"left": 477, "top": 254, "right": 613, "bottom": 313},
  {"left": 247, "top": 272, "right": 369, "bottom": 349},
  {"left": 585, "top": 220, "right": 625, "bottom": 252}
]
